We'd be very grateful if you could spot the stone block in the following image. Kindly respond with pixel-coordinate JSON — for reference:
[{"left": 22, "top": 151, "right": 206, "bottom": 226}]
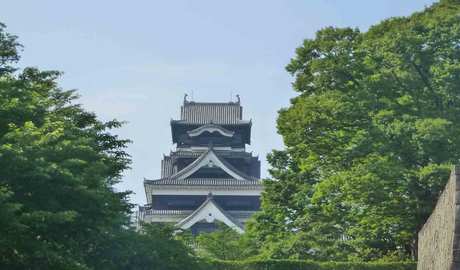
[{"left": 417, "top": 166, "right": 459, "bottom": 270}]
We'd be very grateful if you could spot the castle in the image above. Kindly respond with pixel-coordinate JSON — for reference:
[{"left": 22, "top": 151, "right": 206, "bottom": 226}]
[{"left": 138, "top": 96, "right": 263, "bottom": 234}]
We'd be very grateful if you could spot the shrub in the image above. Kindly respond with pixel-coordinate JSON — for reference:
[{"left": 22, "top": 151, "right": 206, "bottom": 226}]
[{"left": 201, "top": 259, "right": 416, "bottom": 270}]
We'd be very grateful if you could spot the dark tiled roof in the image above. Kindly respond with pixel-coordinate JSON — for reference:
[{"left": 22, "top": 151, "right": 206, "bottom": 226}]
[
  {"left": 171, "top": 120, "right": 251, "bottom": 126},
  {"left": 170, "top": 149, "right": 255, "bottom": 159},
  {"left": 168, "top": 147, "right": 255, "bottom": 181},
  {"left": 180, "top": 101, "right": 244, "bottom": 124},
  {"left": 175, "top": 195, "right": 244, "bottom": 230},
  {"left": 161, "top": 150, "right": 258, "bottom": 178},
  {"left": 144, "top": 177, "right": 261, "bottom": 186},
  {"left": 139, "top": 209, "right": 254, "bottom": 219}
]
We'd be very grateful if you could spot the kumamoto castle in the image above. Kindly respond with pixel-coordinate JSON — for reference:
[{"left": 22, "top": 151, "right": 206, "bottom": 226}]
[{"left": 137, "top": 96, "right": 263, "bottom": 234}]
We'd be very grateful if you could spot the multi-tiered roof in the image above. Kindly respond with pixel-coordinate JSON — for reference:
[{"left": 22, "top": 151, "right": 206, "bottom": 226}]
[{"left": 139, "top": 96, "right": 262, "bottom": 233}]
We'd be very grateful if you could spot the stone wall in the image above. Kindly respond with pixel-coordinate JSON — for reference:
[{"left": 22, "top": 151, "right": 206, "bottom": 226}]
[{"left": 417, "top": 166, "right": 460, "bottom": 270}]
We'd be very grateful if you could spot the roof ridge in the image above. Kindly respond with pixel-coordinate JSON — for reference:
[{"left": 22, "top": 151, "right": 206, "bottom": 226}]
[
  {"left": 184, "top": 101, "right": 241, "bottom": 106},
  {"left": 144, "top": 177, "right": 260, "bottom": 182},
  {"left": 171, "top": 120, "right": 251, "bottom": 125}
]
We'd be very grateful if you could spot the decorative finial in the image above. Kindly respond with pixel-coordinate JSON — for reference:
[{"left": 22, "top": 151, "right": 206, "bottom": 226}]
[
  {"left": 207, "top": 192, "right": 213, "bottom": 198},
  {"left": 184, "top": 94, "right": 189, "bottom": 103},
  {"left": 236, "top": 94, "right": 240, "bottom": 104}
]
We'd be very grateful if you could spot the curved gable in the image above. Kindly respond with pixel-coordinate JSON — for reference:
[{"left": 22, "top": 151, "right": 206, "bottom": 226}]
[
  {"left": 169, "top": 148, "right": 252, "bottom": 181},
  {"left": 187, "top": 124, "right": 235, "bottom": 138},
  {"left": 176, "top": 195, "right": 244, "bottom": 233}
]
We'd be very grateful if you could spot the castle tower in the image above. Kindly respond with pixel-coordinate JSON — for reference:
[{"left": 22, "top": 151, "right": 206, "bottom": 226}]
[{"left": 138, "top": 96, "right": 263, "bottom": 234}]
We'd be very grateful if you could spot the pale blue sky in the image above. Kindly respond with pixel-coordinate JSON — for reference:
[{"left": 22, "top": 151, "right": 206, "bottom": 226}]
[{"left": 1, "top": 0, "right": 436, "bottom": 204}]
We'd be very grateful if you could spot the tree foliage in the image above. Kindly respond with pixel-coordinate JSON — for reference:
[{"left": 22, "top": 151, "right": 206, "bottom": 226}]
[
  {"left": 202, "top": 259, "right": 416, "bottom": 270},
  {"left": 0, "top": 23, "right": 198, "bottom": 270},
  {"left": 88, "top": 223, "right": 200, "bottom": 270},
  {"left": 194, "top": 223, "right": 253, "bottom": 261},
  {"left": 247, "top": 0, "right": 460, "bottom": 261}
]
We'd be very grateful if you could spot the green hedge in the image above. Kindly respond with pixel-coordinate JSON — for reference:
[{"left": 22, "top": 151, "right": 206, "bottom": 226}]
[{"left": 201, "top": 259, "right": 416, "bottom": 270}]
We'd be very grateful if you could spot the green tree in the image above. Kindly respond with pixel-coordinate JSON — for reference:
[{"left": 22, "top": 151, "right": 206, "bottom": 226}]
[
  {"left": 88, "top": 223, "right": 200, "bottom": 270},
  {"left": 248, "top": 0, "right": 460, "bottom": 261},
  {"left": 195, "top": 223, "right": 249, "bottom": 260},
  {"left": 0, "top": 23, "right": 198, "bottom": 269}
]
